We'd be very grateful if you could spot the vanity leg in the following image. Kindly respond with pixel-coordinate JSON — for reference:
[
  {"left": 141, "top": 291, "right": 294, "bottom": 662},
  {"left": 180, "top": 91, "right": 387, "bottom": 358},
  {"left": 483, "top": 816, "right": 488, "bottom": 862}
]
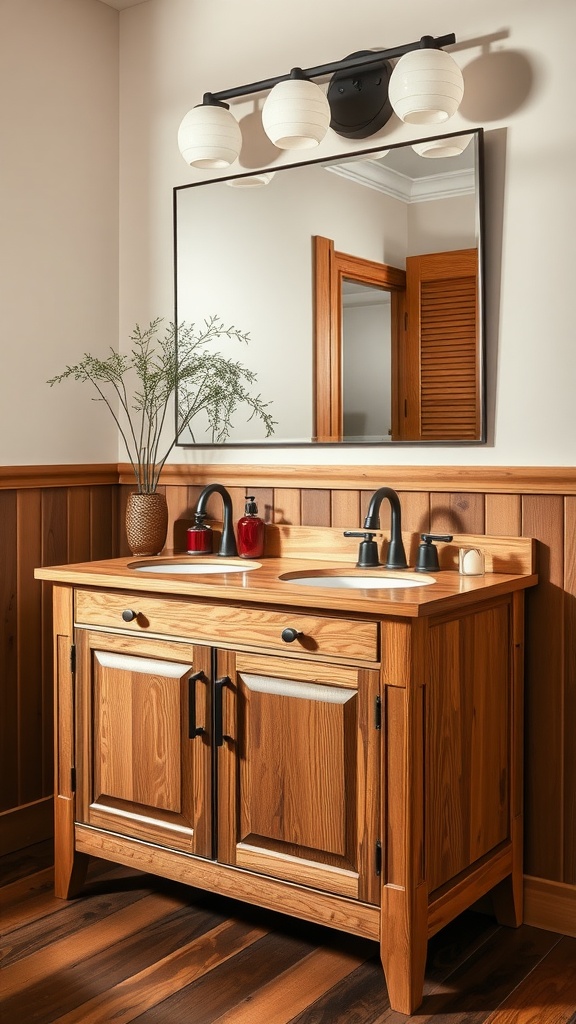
[
  {"left": 381, "top": 883, "right": 428, "bottom": 1014},
  {"left": 53, "top": 586, "right": 88, "bottom": 900},
  {"left": 491, "top": 817, "right": 523, "bottom": 927},
  {"left": 54, "top": 795, "right": 88, "bottom": 899},
  {"left": 381, "top": 655, "right": 428, "bottom": 1014}
]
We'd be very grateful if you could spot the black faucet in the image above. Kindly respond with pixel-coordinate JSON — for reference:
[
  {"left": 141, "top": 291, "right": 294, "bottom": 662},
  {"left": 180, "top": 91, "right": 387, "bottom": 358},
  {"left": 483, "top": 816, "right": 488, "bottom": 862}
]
[
  {"left": 195, "top": 483, "right": 238, "bottom": 557},
  {"left": 363, "top": 486, "right": 408, "bottom": 570}
]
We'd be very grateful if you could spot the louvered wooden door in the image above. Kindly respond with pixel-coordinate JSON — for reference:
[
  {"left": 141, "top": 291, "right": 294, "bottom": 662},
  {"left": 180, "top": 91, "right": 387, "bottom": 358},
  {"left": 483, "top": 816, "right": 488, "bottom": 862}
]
[{"left": 399, "top": 248, "right": 480, "bottom": 440}]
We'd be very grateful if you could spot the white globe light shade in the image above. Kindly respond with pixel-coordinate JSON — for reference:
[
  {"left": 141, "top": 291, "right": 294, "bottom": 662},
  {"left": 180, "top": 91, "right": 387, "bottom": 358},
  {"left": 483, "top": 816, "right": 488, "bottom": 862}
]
[
  {"left": 388, "top": 48, "right": 464, "bottom": 125},
  {"left": 225, "top": 171, "right": 275, "bottom": 188},
  {"left": 178, "top": 104, "right": 242, "bottom": 169},
  {"left": 261, "top": 79, "right": 331, "bottom": 150},
  {"left": 412, "top": 133, "right": 472, "bottom": 158}
]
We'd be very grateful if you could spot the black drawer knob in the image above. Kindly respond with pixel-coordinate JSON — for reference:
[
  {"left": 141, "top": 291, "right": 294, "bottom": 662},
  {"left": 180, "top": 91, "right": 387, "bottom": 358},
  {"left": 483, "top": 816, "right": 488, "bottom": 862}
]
[
  {"left": 121, "top": 609, "right": 139, "bottom": 622},
  {"left": 281, "top": 627, "right": 303, "bottom": 643}
]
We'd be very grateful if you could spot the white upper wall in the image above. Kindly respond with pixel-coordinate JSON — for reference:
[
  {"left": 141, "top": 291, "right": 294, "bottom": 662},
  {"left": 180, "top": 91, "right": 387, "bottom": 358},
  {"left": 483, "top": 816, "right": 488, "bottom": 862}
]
[
  {"left": 118, "top": 0, "right": 576, "bottom": 467},
  {"left": 3, "top": 0, "right": 575, "bottom": 467},
  {"left": 1, "top": 0, "right": 119, "bottom": 465}
]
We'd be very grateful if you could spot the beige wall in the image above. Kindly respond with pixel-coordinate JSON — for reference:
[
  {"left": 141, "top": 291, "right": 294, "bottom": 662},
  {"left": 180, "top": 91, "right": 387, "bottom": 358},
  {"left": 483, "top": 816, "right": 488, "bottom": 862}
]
[
  {"left": 118, "top": 0, "right": 576, "bottom": 468},
  {"left": 1, "top": 0, "right": 119, "bottom": 465},
  {"left": 2, "top": 0, "right": 575, "bottom": 468}
]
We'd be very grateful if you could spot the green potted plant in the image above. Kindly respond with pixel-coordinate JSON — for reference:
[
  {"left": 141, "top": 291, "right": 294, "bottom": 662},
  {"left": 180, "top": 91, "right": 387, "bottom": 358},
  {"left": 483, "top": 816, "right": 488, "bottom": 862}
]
[{"left": 48, "top": 316, "right": 275, "bottom": 554}]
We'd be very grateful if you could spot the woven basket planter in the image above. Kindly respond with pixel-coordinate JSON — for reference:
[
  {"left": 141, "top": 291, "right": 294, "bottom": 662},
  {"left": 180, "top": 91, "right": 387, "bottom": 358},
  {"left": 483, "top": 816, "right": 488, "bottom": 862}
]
[{"left": 125, "top": 491, "right": 168, "bottom": 556}]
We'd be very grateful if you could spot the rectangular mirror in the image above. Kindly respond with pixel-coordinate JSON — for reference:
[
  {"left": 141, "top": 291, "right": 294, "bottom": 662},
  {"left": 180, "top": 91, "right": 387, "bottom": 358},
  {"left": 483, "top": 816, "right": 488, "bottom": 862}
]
[{"left": 174, "top": 128, "right": 485, "bottom": 446}]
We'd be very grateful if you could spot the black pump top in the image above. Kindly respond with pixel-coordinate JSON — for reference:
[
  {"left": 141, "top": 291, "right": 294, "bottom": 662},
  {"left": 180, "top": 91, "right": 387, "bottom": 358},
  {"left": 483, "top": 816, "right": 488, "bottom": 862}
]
[{"left": 244, "top": 495, "right": 258, "bottom": 515}]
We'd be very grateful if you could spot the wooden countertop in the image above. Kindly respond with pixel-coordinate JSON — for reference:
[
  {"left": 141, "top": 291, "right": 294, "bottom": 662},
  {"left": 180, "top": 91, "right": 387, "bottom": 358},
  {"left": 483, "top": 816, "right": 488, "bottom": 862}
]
[{"left": 35, "top": 551, "right": 538, "bottom": 619}]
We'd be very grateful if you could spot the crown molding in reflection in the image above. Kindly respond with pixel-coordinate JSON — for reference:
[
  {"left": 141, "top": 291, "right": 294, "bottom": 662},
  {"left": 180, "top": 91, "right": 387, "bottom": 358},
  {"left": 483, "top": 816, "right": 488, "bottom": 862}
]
[{"left": 327, "top": 160, "right": 475, "bottom": 202}]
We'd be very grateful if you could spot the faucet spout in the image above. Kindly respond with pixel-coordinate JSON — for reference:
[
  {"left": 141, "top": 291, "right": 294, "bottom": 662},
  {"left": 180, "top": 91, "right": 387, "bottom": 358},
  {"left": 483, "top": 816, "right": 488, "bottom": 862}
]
[
  {"left": 195, "top": 483, "right": 238, "bottom": 557},
  {"left": 363, "top": 486, "right": 408, "bottom": 570}
]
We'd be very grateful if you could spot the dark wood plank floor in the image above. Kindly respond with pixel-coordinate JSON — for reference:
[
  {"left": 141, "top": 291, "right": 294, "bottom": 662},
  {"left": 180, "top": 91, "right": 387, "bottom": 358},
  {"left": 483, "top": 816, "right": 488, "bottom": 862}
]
[{"left": 1, "top": 842, "right": 575, "bottom": 1024}]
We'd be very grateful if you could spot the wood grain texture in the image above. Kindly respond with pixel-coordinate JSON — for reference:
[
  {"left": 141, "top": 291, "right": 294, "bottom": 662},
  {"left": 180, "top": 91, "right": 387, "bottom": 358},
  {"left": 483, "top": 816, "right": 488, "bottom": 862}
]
[
  {"left": 0, "top": 489, "right": 18, "bottom": 812},
  {"left": 427, "top": 601, "right": 511, "bottom": 890},
  {"left": 523, "top": 496, "right": 565, "bottom": 881},
  {"left": 3, "top": 462, "right": 576, "bottom": 908},
  {"left": 117, "top": 463, "right": 576, "bottom": 495},
  {"left": 482, "top": 936, "right": 576, "bottom": 1024},
  {"left": 1, "top": 851, "right": 572, "bottom": 1024},
  {"left": 524, "top": 875, "right": 576, "bottom": 938},
  {"left": 564, "top": 495, "right": 576, "bottom": 883}
]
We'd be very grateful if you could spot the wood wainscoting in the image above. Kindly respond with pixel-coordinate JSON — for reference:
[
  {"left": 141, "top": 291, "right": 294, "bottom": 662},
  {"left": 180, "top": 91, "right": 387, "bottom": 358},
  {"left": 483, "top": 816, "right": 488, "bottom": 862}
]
[
  {"left": 1, "top": 463, "right": 575, "bottom": 935},
  {"left": 0, "top": 466, "right": 119, "bottom": 854}
]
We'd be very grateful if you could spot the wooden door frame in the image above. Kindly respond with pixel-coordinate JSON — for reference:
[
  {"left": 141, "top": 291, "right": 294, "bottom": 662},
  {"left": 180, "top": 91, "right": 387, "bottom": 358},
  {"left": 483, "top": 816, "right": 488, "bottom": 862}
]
[{"left": 313, "top": 236, "right": 406, "bottom": 442}]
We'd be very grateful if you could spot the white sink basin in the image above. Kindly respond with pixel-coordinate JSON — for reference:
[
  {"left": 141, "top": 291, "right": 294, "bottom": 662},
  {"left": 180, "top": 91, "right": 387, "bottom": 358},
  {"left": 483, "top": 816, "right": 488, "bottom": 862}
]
[
  {"left": 129, "top": 558, "right": 261, "bottom": 575},
  {"left": 280, "top": 571, "right": 436, "bottom": 590}
]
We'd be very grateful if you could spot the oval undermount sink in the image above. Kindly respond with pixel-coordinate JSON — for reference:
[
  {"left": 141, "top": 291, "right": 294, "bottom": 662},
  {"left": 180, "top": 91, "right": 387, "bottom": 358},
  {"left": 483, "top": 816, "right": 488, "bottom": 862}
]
[
  {"left": 279, "top": 571, "right": 436, "bottom": 590},
  {"left": 129, "top": 558, "right": 261, "bottom": 575}
]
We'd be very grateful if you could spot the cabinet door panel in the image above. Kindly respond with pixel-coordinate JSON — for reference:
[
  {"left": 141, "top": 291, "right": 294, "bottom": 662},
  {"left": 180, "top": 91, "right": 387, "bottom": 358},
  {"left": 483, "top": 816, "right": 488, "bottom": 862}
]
[
  {"left": 76, "top": 631, "right": 211, "bottom": 857},
  {"left": 426, "top": 600, "right": 511, "bottom": 890},
  {"left": 217, "top": 651, "right": 380, "bottom": 904},
  {"left": 93, "top": 651, "right": 183, "bottom": 813},
  {"left": 240, "top": 673, "right": 353, "bottom": 855}
]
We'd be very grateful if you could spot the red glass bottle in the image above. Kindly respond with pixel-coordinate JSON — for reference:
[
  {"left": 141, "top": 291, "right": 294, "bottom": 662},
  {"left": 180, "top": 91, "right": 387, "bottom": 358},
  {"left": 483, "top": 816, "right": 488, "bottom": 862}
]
[
  {"left": 237, "top": 495, "right": 265, "bottom": 558},
  {"left": 187, "top": 512, "right": 212, "bottom": 554}
]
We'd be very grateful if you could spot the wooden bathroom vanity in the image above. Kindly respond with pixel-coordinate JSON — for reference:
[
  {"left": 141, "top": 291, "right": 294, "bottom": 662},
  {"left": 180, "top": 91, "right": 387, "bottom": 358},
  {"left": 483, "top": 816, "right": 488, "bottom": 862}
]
[{"left": 36, "top": 529, "right": 537, "bottom": 1014}]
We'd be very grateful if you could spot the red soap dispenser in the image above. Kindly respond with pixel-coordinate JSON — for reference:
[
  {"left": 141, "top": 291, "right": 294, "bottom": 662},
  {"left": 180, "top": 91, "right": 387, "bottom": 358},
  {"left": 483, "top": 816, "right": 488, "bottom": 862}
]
[{"left": 237, "top": 495, "right": 265, "bottom": 558}]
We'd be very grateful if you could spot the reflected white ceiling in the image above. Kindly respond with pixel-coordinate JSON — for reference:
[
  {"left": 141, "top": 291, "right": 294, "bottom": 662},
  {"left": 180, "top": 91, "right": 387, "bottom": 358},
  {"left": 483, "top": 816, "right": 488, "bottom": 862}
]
[{"left": 96, "top": 0, "right": 149, "bottom": 9}]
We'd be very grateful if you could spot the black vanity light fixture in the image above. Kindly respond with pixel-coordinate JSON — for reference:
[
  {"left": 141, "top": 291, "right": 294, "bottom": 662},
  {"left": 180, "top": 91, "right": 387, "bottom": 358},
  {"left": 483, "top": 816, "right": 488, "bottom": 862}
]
[{"left": 178, "top": 33, "right": 465, "bottom": 170}]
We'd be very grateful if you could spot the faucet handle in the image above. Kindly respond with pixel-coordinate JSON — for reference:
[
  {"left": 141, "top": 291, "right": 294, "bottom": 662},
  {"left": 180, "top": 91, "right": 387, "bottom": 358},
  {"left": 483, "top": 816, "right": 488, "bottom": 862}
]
[
  {"left": 343, "top": 531, "right": 380, "bottom": 568},
  {"left": 415, "top": 533, "right": 453, "bottom": 573}
]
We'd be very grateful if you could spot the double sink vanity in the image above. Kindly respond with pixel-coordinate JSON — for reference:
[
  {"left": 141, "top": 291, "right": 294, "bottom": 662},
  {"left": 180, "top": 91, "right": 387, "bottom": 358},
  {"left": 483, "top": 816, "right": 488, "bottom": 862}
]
[{"left": 36, "top": 519, "right": 537, "bottom": 1014}]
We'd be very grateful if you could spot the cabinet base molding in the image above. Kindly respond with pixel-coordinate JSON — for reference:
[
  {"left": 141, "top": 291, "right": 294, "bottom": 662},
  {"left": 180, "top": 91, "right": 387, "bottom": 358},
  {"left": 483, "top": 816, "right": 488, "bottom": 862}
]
[
  {"left": 428, "top": 842, "right": 513, "bottom": 937},
  {"left": 74, "top": 824, "right": 381, "bottom": 941},
  {"left": 0, "top": 797, "right": 53, "bottom": 856},
  {"left": 523, "top": 875, "right": 576, "bottom": 937}
]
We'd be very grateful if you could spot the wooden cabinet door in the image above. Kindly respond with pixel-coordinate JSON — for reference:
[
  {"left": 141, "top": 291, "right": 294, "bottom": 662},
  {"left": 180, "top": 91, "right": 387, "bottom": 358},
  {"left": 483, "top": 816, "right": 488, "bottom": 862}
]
[
  {"left": 75, "top": 630, "right": 212, "bottom": 857},
  {"left": 216, "top": 650, "right": 381, "bottom": 904}
]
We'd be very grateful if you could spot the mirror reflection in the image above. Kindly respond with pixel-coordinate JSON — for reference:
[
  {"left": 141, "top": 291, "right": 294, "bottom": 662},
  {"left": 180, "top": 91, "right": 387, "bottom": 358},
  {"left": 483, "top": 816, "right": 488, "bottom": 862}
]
[{"left": 175, "top": 128, "right": 484, "bottom": 446}]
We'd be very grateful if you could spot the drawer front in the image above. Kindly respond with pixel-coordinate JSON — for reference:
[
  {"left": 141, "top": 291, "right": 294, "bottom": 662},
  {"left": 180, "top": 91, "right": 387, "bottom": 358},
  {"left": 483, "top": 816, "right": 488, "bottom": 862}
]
[{"left": 74, "top": 588, "right": 379, "bottom": 662}]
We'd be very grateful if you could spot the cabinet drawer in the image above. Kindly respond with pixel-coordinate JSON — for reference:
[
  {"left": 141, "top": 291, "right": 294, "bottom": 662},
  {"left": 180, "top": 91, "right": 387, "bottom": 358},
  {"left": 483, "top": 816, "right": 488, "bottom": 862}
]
[{"left": 74, "top": 588, "right": 379, "bottom": 662}]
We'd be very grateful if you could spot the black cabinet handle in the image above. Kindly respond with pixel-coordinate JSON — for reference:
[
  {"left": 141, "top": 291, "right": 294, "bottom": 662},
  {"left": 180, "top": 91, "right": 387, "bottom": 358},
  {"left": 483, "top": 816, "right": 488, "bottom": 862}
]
[
  {"left": 281, "top": 627, "right": 302, "bottom": 643},
  {"left": 214, "top": 676, "right": 231, "bottom": 746},
  {"left": 188, "top": 671, "right": 205, "bottom": 738},
  {"left": 121, "top": 609, "right": 138, "bottom": 622}
]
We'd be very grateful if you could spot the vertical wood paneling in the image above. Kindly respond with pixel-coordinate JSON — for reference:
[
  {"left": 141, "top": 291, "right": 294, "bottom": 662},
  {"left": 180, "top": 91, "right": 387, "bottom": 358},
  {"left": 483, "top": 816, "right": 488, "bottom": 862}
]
[
  {"left": 16, "top": 490, "right": 43, "bottom": 804},
  {"left": 117, "top": 485, "right": 132, "bottom": 556},
  {"left": 398, "top": 492, "right": 430, "bottom": 535},
  {"left": 564, "top": 496, "right": 576, "bottom": 884},
  {"left": 485, "top": 494, "right": 522, "bottom": 536},
  {"left": 272, "top": 489, "right": 301, "bottom": 526},
  {"left": 251, "top": 488, "right": 274, "bottom": 524},
  {"left": 90, "top": 486, "right": 116, "bottom": 562},
  {"left": 430, "top": 492, "right": 485, "bottom": 534},
  {"left": 67, "top": 487, "right": 91, "bottom": 564},
  {"left": 41, "top": 490, "right": 69, "bottom": 568},
  {"left": 301, "top": 489, "right": 331, "bottom": 526},
  {"left": 163, "top": 484, "right": 187, "bottom": 553},
  {"left": 523, "top": 495, "right": 565, "bottom": 881},
  {"left": 330, "top": 491, "right": 361, "bottom": 529},
  {"left": 0, "top": 491, "right": 18, "bottom": 811}
]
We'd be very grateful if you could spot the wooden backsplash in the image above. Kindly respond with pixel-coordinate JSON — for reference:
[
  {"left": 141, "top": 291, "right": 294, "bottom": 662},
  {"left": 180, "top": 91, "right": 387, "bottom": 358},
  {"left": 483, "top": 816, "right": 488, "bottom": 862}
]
[{"left": 2, "top": 463, "right": 575, "bottom": 897}]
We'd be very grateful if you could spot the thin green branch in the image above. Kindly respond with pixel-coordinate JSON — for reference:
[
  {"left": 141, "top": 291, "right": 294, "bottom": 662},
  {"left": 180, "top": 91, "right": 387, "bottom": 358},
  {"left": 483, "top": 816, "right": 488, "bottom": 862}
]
[{"left": 48, "top": 317, "right": 277, "bottom": 492}]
